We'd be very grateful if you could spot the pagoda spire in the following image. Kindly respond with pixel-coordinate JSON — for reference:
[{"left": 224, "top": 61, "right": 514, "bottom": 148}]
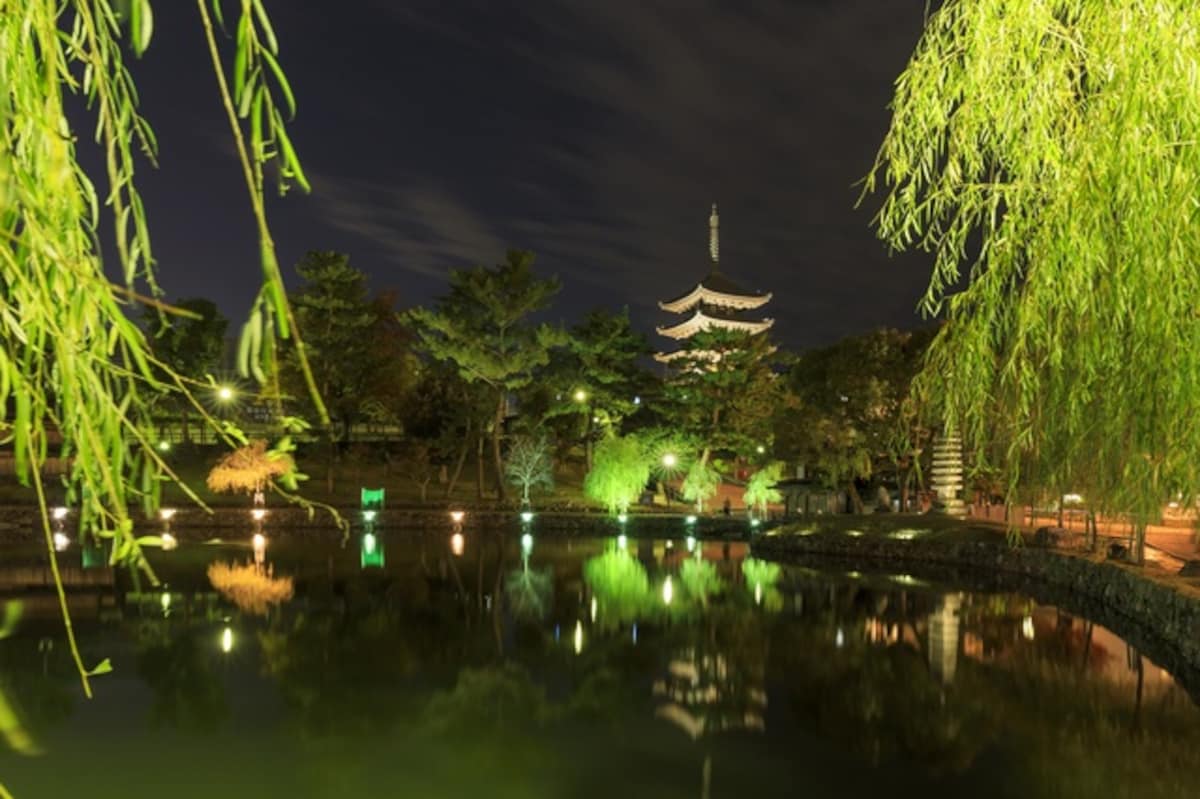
[{"left": 709, "top": 203, "right": 719, "bottom": 267}]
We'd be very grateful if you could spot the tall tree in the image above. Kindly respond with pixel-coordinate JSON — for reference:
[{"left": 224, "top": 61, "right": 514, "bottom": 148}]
[
  {"left": 866, "top": 1, "right": 1200, "bottom": 558},
  {"left": 285, "top": 251, "right": 403, "bottom": 442},
  {"left": 664, "top": 328, "right": 782, "bottom": 465},
  {"left": 144, "top": 298, "right": 228, "bottom": 441},
  {"left": 776, "top": 328, "right": 933, "bottom": 512},
  {"left": 540, "top": 308, "right": 654, "bottom": 468},
  {"left": 408, "top": 250, "right": 563, "bottom": 501}
]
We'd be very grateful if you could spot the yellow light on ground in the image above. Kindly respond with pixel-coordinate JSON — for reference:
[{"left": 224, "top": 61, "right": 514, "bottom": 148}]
[
  {"left": 662, "top": 576, "right": 674, "bottom": 605},
  {"left": 451, "top": 532, "right": 465, "bottom": 557},
  {"left": 662, "top": 453, "right": 677, "bottom": 468},
  {"left": 221, "top": 626, "right": 234, "bottom": 653},
  {"left": 52, "top": 532, "right": 69, "bottom": 552},
  {"left": 573, "top": 620, "right": 583, "bottom": 655},
  {"left": 450, "top": 510, "right": 465, "bottom": 523}
]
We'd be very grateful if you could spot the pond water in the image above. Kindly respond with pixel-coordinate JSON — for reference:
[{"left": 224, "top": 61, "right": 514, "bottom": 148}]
[{"left": 1, "top": 531, "right": 1199, "bottom": 798}]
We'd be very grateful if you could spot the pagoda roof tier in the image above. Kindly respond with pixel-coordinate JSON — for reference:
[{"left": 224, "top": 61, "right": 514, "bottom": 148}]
[
  {"left": 656, "top": 309, "right": 774, "bottom": 340},
  {"left": 660, "top": 272, "right": 771, "bottom": 313}
]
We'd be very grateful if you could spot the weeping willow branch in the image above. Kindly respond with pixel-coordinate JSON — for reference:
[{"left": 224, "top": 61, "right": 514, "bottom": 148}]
[{"left": 866, "top": 1, "right": 1200, "bottom": 559}]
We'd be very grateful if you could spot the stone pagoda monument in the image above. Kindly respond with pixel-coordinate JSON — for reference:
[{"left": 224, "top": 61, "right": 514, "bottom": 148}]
[
  {"left": 930, "top": 427, "right": 967, "bottom": 517},
  {"left": 655, "top": 204, "right": 774, "bottom": 363}
]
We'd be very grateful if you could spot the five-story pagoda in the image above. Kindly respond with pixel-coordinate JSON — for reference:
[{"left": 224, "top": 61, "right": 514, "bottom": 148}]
[{"left": 655, "top": 205, "right": 773, "bottom": 363}]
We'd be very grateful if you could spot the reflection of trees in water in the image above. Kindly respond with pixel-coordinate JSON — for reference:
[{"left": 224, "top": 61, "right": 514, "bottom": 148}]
[
  {"left": 206, "top": 561, "right": 294, "bottom": 616},
  {"left": 135, "top": 621, "right": 229, "bottom": 732}
]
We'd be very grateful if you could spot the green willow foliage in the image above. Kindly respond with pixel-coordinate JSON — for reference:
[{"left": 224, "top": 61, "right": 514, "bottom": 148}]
[
  {"left": 0, "top": 0, "right": 324, "bottom": 701},
  {"left": 867, "top": 1, "right": 1200, "bottom": 550}
]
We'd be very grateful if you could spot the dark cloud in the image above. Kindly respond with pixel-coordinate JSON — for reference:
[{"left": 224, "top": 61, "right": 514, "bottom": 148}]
[{"left": 127, "top": 1, "right": 935, "bottom": 348}]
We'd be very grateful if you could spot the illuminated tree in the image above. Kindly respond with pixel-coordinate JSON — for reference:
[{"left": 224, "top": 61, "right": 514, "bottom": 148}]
[
  {"left": 867, "top": 1, "right": 1200, "bottom": 558},
  {"left": 743, "top": 462, "right": 785, "bottom": 519},
  {"left": 681, "top": 460, "right": 720, "bottom": 513},
  {"left": 583, "top": 434, "right": 650, "bottom": 514},
  {"left": 0, "top": 0, "right": 321, "bottom": 700},
  {"left": 408, "top": 251, "right": 563, "bottom": 501},
  {"left": 504, "top": 434, "right": 555, "bottom": 507}
]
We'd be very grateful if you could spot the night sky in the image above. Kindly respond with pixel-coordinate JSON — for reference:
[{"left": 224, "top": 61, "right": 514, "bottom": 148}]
[{"left": 117, "top": 0, "right": 935, "bottom": 351}]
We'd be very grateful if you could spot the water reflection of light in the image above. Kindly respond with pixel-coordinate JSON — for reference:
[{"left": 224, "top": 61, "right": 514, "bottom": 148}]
[
  {"left": 835, "top": 628, "right": 845, "bottom": 648},
  {"left": 221, "top": 626, "right": 234, "bottom": 653},
  {"left": 521, "top": 532, "right": 533, "bottom": 555},
  {"left": 573, "top": 620, "right": 583, "bottom": 654},
  {"left": 52, "top": 532, "right": 70, "bottom": 552},
  {"left": 686, "top": 536, "right": 696, "bottom": 553},
  {"left": 450, "top": 510, "right": 465, "bottom": 523},
  {"left": 685, "top": 515, "right": 697, "bottom": 525},
  {"left": 251, "top": 508, "right": 267, "bottom": 522},
  {"left": 632, "top": 623, "right": 638, "bottom": 644},
  {"left": 845, "top": 529, "right": 864, "bottom": 538},
  {"left": 363, "top": 532, "right": 377, "bottom": 554},
  {"left": 890, "top": 528, "right": 929, "bottom": 540},
  {"left": 159, "top": 508, "right": 177, "bottom": 521},
  {"left": 363, "top": 509, "right": 377, "bottom": 523},
  {"left": 450, "top": 532, "right": 465, "bottom": 557},
  {"left": 252, "top": 533, "right": 267, "bottom": 564},
  {"left": 51, "top": 506, "right": 69, "bottom": 521},
  {"left": 1022, "top": 615, "right": 1036, "bottom": 640},
  {"left": 161, "top": 533, "right": 178, "bottom": 551},
  {"left": 617, "top": 533, "right": 627, "bottom": 550},
  {"left": 520, "top": 510, "right": 534, "bottom": 523},
  {"left": 590, "top": 596, "right": 597, "bottom": 623},
  {"left": 160, "top": 591, "right": 171, "bottom": 613},
  {"left": 754, "top": 582, "right": 762, "bottom": 606},
  {"left": 662, "top": 576, "right": 674, "bottom": 605},
  {"left": 617, "top": 513, "right": 628, "bottom": 524}
]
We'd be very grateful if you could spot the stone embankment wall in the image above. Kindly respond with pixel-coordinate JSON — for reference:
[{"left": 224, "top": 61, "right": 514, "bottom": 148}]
[
  {"left": 753, "top": 530, "right": 1200, "bottom": 667},
  {"left": 0, "top": 505, "right": 754, "bottom": 543}
]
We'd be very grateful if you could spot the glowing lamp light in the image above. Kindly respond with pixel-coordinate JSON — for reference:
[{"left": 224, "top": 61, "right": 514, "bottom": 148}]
[
  {"left": 520, "top": 510, "right": 534, "bottom": 523},
  {"left": 53, "top": 532, "right": 70, "bottom": 552},
  {"left": 573, "top": 388, "right": 588, "bottom": 403},
  {"left": 251, "top": 508, "right": 267, "bottom": 522},
  {"left": 750, "top": 518, "right": 761, "bottom": 529},
  {"left": 157, "top": 440, "right": 171, "bottom": 452},
  {"left": 51, "top": 506, "right": 69, "bottom": 521},
  {"left": 662, "top": 576, "right": 674, "bottom": 605},
  {"left": 220, "top": 626, "right": 234, "bottom": 653},
  {"left": 521, "top": 532, "right": 533, "bottom": 554},
  {"left": 836, "top": 628, "right": 845, "bottom": 648},
  {"left": 633, "top": 396, "right": 641, "bottom": 406},
  {"left": 362, "top": 509, "right": 377, "bottom": 523},
  {"left": 756, "top": 445, "right": 766, "bottom": 455},
  {"left": 617, "top": 513, "right": 628, "bottom": 525},
  {"left": 450, "top": 510, "right": 465, "bottom": 524},
  {"left": 617, "top": 533, "right": 627, "bottom": 550},
  {"left": 160, "top": 533, "right": 178, "bottom": 551},
  {"left": 160, "top": 591, "right": 172, "bottom": 612},
  {"left": 685, "top": 515, "right": 697, "bottom": 525},
  {"left": 573, "top": 620, "right": 584, "bottom": 655},
  {"left": 450, "top": 532, "right": 465, "bottom": 557},
  {"left": 1022, "top": 616, "right": 1036, "bottom": 641},
  {"left": 845, "top": 529, "right": 864, "bottom": 538},
  {"left": 216, "top": 386, "right": 235, "bottom": 402},
  {"left": 662, "top": 453, "right": 678, "bottom": 468},
  {"left": 590, "top": 596, "right": 597, "bottom": 623},
  {"left": 159, "top": 508, "right": 177, "bottom": 521}
]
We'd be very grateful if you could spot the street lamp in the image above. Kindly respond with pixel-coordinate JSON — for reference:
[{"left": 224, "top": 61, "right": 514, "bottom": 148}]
[
  {"left": 573, "top": 388, "right": 588, "bottom": 403},
  {"left": 662, "top": 453, "right": 677, "bottom": 469},
  {"left": 216, "top": 385, "right": 235, "bottom": 402}
]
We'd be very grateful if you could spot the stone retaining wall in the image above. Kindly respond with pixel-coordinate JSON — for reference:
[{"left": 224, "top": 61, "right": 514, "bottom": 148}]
[{"left": 753, "top": 530, "right": 1200, "bottom": 668}]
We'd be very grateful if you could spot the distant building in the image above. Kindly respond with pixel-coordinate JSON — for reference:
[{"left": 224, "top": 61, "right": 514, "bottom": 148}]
[{"left": 655, "top": 204, "right": 773, "bottom": 363}]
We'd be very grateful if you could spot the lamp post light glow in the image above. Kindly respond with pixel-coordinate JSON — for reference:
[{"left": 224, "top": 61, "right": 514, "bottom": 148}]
[
  {"left": 685, "top": 514, "right": 697, "bottom": 526},
  {"left": 450, "top": 510, "right": 465, "bottom": 524},
  {"left": 216, "top": 385, "right": 235, "bottom": 402},
  {"left": 662, "top": 453, "right": 677, "bottom": 469},
  {"left": 157, "top": 440, "right": 171, "bottom": 452},
  {"left": 520, "top": 510, "right": 534, "bottom": 523},
  {"left": 251, "top": 508, "right": 267, "bottom": 522},
  {"left": 573, "top": 388, "right": 588, "bottom": 403}
]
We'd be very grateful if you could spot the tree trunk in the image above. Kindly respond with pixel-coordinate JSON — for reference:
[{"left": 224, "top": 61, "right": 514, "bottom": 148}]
[
  {"left": 847, "top": 481, "right": 865, "bottom": 514},
  {"left": 1058, "top": 493, "right": 1065, "bottom": 527},
  {"left": 899, "top": 467, "right": 910, "bottom": 513},
  {"left": 492, "top": 393, "right": 507, "bottom": 502},
  {"left": 446, "top": 423, "right": 471, "bottom": 499},
  {"left": 475, "top": 435, "right": 485, "bottom": 500}
]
